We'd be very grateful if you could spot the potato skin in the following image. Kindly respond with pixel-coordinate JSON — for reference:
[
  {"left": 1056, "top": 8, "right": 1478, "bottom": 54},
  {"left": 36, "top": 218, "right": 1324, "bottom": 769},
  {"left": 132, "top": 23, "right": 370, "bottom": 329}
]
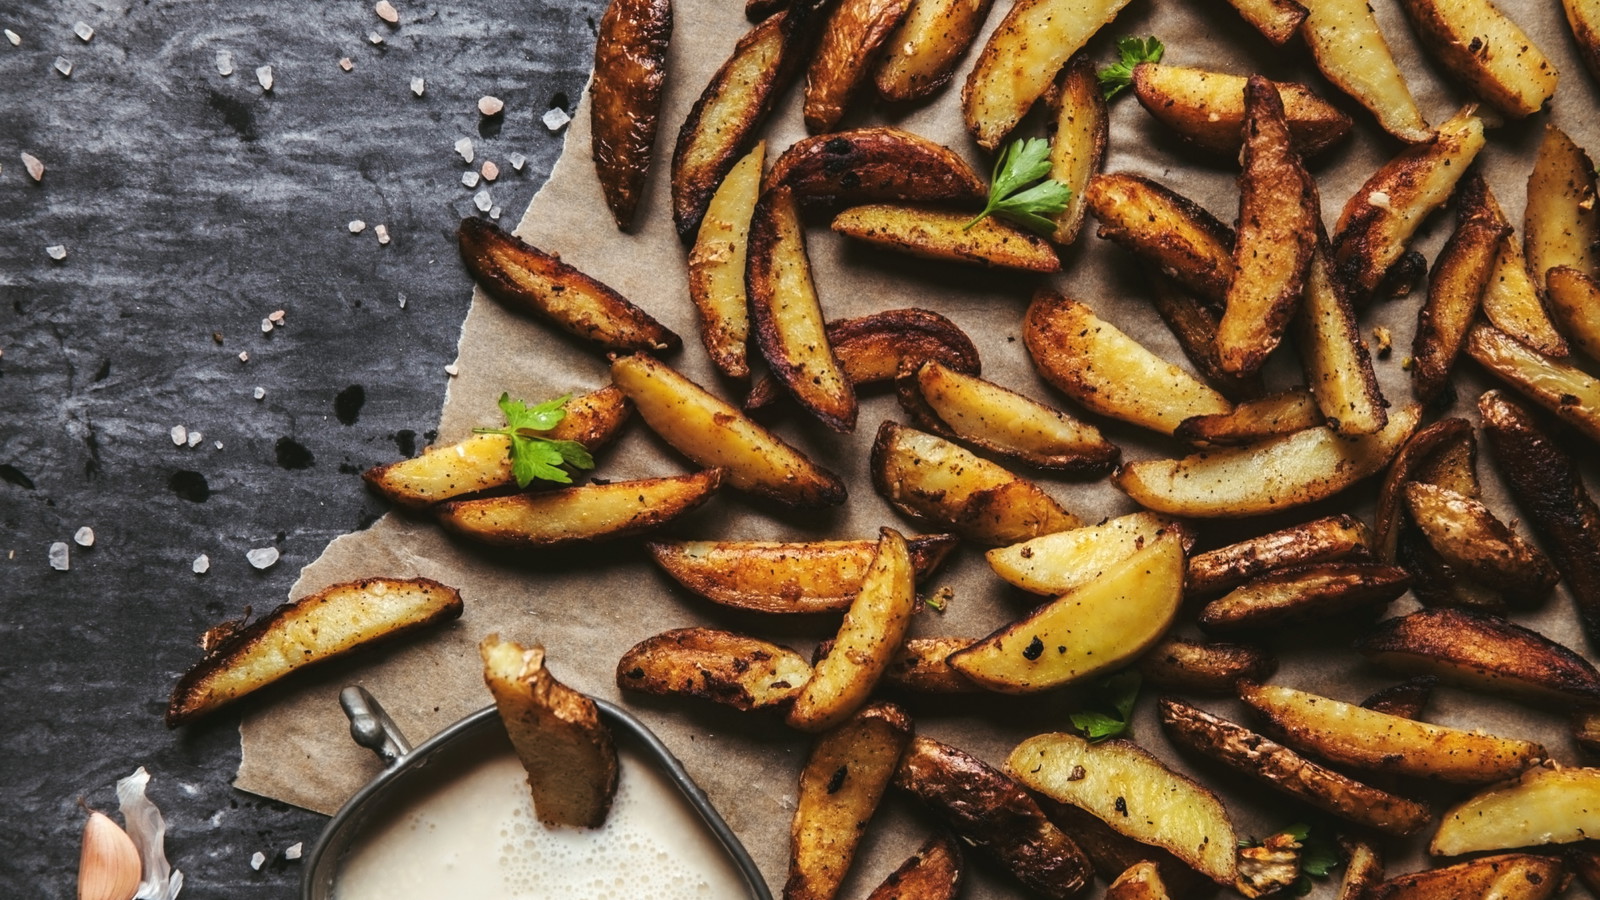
[
  {"left": 1197, "top": 562, "right": 1411, "bottom": 633},
  {"left": 1085, "top": 173, "right": 1236, "bottom": 305},
  {"left": 1136, "top": 637, "right": 1277, "bottom": 694},
  {"left": 764, "top": 127, "right": 985, "bottom": 205},
  {"left": 1186, "top": 514, "right": 1371, "bottom": 595},
  {"left": 804, "top": 0, "right": 911, "bottom": 132},
  {"left": 1368, "top": 853, "right": 1566, "bottom": 900},
  {"left": 615, "top": 626, "right": 813, "bottom": 710},
  {"left": 1132, "top": 64, "right": 1351, "bottom": 158},
  {"left": 590, "top": 0, "right": 672, "bottom": 229},
  {"left": 1412, "top": 173, "right": 1507, "bottom": 405},
  {"left": 864, "top": 832, "right": 964, "bottom": 900},
  {"left": 874, "top": 0, "right": 995, "bottom": 102}
]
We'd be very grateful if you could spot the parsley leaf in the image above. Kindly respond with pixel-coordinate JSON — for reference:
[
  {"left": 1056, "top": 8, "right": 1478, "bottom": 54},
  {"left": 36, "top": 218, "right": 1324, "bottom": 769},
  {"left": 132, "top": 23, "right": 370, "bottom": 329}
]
[
  {"left": 1097, "top": 35, "right": 1164, "bottom": 100},
  {"left": 472, "top": 392, "right": 596, "bottom": 488},
  {"left": 963, "top": 137, "right": 1073, "bottom": 236},
  {"left": 1067, "top": 670, "right": 1141, "bottom": 741}
]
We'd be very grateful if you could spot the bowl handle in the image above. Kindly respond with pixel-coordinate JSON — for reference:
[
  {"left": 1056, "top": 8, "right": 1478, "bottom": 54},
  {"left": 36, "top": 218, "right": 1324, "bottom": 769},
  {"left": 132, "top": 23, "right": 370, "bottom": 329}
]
[{"left": 339, "top": 685, "right": 414, "bottom": 766}]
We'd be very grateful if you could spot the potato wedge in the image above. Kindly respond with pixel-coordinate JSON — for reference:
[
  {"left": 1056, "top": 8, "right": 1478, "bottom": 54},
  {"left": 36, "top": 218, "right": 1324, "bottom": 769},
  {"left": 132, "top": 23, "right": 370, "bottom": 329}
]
[
  {"left": 1296, "top": 236, "right": 1389, "bottom": 435},
  {"left": 898, "top": 360, "right": 1118, "bottom": 473},
  {"left": 688, "top": 141, "right": 764, "bottom": 380},
  {"left": 1358, "top": 607, "right": 1600, "bottom": 709},
  {"left": 1336, "top": 837, "right": 1385, "bottom": 900},
  {"left": 788, "top": 529, "right": 916, "bottom": 732},
  {"left": 1374, "top": 416, "right": 1474, "bottom": 562},
  {"left": 1567, "top": 0, "right": 1600, "bottom": 85},
  {"left": 787, "top": 702, "right": 914, "bottom": 900},
  {"left": 1240, "top": 682, "right": 1547, "bottom": 784},
  {"left": 1132, "top": 64, "right": 1351, "bottom": 158},
  {"left": 1369, "top": 854, "right": 1566, "bottom": 900},
  {"left": 1157, "top": 697, "right": 1433, "bottom": 836},
  {"left": 1197, "top": 562, "right": 1411, "bottom": 632},
  {"left": 948, "top": 532, "right": 1185, "bottom": 693},
  {"left": 1403, "top": 482, "right": 1558, "bottom": 604},
  {"left": 896, "top": 736, "right": 1093, "bottom": 899},
  {"left": 864, "top": 833, "right": 964, "bottom": 900},
  {"left": 457, "top": 217, "right": 681, "bottom": 353},
  {"left": 615, "top": 626, "right": 813, "bottom": 710},
  {"left": 764, "top": 127, "right": 986, "bottom": 205},
  {"left": 804, "top": 0, "right": 911, "bottom": 132},
  {"left": 1115, "top": 404, "right": 1421, "bottom": 518},
  {"left": 874, "top": 0, "right": 995, "bottom": 102},
  {"left": 1413, "top": 173, "right": 1507, "bottom": 405},
  {"left": 1085, "top": 173, "right": 1236, "bottom": 305},
  {"left": 1107, "top": 861, "right": 1171, "bottom": 900},
  {"left": 1008, "top": 733, "right": 1239, "bottom": 884},
  {"left": 1399, "top": 0, "right": 1556, "bottom": 118},
  {"left": 872, "top": 421, "right": 1081, "bottom": 545},
  {"left": 647, "top": 534, "right": 956, "bottom": 614},
  {"left": 1300, "top": 0, "right": 1431, "bottom": 142},
  {"left": 816, "top": 637, "right": 981, "bottom": 693},
  {"left": 987, "top": 511, "right": 1184, "bottom": 596},
  {"left": 1221, "top": 0, "right": 1307, "bottom": 44},
  {"left": 1481, "top": 186, "right": 1570, "bottom": 358},
  {"left": 611, "top": 353, "right": 846, "bottom": 507},
  {"left": 1033, "top": 801, "right": 1215, "bottom": 900},
  {"left": 1047, "top": 57, "right": 1106, "bottom": 245},
  {"left": 480, "top": 636, "right": 618, "bottom": 828},
  {"left": 167, "top": 577, "right": 463, "bottom": 726},
  {"left": 590, "top": 0, "right": 672, "bottom": 229},
  {"left": 1151, "top": 277, "right": 1264, "bottom": 401},
  {"left": 435, "top": 467, "right": 722, "bottom": 548},
  {"left": 831, "top": 204, "right": 1061, "bottom": 272},
  {"left": 1467, "top": 323, "right": 1600, "bottom": 445},
  {"left": 1024, "top": 291, "right": 1232, "bottom": 436},
  {"left": 1186, "top": 514, "right": 1371, "bottom": 595},
  {"left": 1175, "top": 389, "right": 1324, "bottom": 447},
  {"left": 1544, "top": 265, "right": 1600, "bottom": 361},
  {"left": 1137, "top": 637, "right": 1278, "bottom": 694},
  {"left": 959, "top": 0, "right": 1130, "bottom": 149},
  {"left": 1362, "top": 676, "right": 1438, "bottom": 719},
  {"left": 1525, "top": 124, "right": 1600, "bottom": 287},
  {"left": 1433, "top": 765, "right": 1600, "bottom": 856}
]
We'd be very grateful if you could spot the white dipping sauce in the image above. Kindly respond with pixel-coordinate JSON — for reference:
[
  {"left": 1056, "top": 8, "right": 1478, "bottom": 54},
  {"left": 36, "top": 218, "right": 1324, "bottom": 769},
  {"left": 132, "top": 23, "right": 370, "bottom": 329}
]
[{"left": 334, "top": 730, "right": 751, "bottom": 900}]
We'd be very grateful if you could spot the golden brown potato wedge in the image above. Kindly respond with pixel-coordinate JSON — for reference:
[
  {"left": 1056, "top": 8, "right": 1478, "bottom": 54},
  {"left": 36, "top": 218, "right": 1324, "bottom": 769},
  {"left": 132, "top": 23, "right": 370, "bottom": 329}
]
[
  {"left": 875, "top": 637, "right": 981, "bottom": 693},
  {"left": 787, "top": 702, "right": 914, "bottom": 900},
  {"left": 1175, "top": 389, "right": 1324, "bottom": 446},
  {"left": 788, "top": 529, "right": 916, "bottom": 732},
  {"left": 872, "top": 421, "right": 1081, "bottom": 545},
  {"left": 1221, "top": 0, "right": 1307, "bottom": 44},
  {"left": 1008, "top": 733, "right": 1239, "bottom": 884},
  {"left": 764, "top": 127, "right": 986, "bottom": 206},
  {"left": 688, "top": 141, "right": 765, "bottom": 380},
  {"left": 987, "top": 511, "right": 1184, "bottom": 596},
  {"left": 1137, "top": 637, "right": 1278, "bottom": 694},
  {"left": 874, "top": 0, "right": 995, "bottom": 102},
  {"left": 1085, "top": 173, "right": 1236, "bottom": 305},
  {"left": 615, "top": 626, "right": 813, "bottom": 710},
  {"left": 1151, "top": 277, "right": 1265, "bottom": 401},
  {"left": 1481, "top": 186, "right": 1570, "bottom": 358},
  {"left": 1403, "top": 482, "right": 1558, "bottom": 604},
  {"left": 864, "top": 833, "right": 964, "bottom": 900},
  {"left": 896, "top": 736, "right": 1093, "bottom": 899},
  {"left": 1433, "top": 765, "right": 1600, "bottom": 856},
  {"left": 1114, "top": 404, "right": 1421, "bottom": 518},
  {"left": 1358, "top": 607, "right": 1600, "bottom": 709},
  {"left": 1132, "top": 63, "right": 1351, "bottom": 158},
  {"left": 1024, "top": 291, "right": 1232, "bottom": 436},
  {"left": 831, "top": 204, "right": 1061, "bottom": 272},
  {"left": 1413, "top": 173, "right": 1507, "bottom": 404},
  {"left": 1157, "top": 697, "right": 1433, "bottom": 836},
  {"left": 646, "top": 534, "right": 956, "bottom": 614},
  {"left": 1544, "top": 265, "right": 1600, "bottom": 360},
  {"left": 1240, "top": 682, "right": 1547, "bottom": 784},
  {"left": 804, "top": 0, "right": 911, "bottom": 132},
  {"left": 1047, "top": 57, "right": 1106, "bottom": 245},
  {"left": 948, "top": 532, "right": 1185, "bottom": 693},
  {"left": 167, "top": 577, "right": 463, "bottom": 726},
  {"left": 435, "top": 467, "right": 722, "bottom": 548},
  {"left": 590, "top": 0, "right": 672, "bottom": 229},
  {"left": 1369, "top": 854, "right": 1566, "bottom": 900},
  {"left": 898, "top": 360, "right": 1118, "bottom": 474},
  {"left": 1399, "top": 0, "right": 1557, "bottom": 118},
  {"left": 1296, "top": 236, "right": 1389, "bottom": 435},
  {"left": 611, "top": 353, "right": 846, "bottom": 507},
  {"left": 1525, "top": 124, "right": 1600, "bottom": 288},
  {"left": 1300, "top": 0, "right": 1431, "bottom": 142},
  {"left": 1107, "top": 861, "right": 1172, "bottom": 900},
  {"left": 1186, "top": 513, "right": 1372, "bottom": 595},
  {"left": 480, "top": 635, "right": 618, "bottom": 828},
  {"left": 1567, "top": 0, "right": 1600, "bottom": 85},
  {"left": 1374, "top": 416, "right": 1475, "bottom": 562},
  {"left": 1335, "top": 837, "right": 1385, "bottom": 900},
  {"left": 457, "top": 217, "right": 681, "bottom": 353},
  {"left": 1197, "top": 562, "right": 1411, "bottom": 632},
  {"left": 1467, "top": 323, "right": 1600, "bottom": 445}
]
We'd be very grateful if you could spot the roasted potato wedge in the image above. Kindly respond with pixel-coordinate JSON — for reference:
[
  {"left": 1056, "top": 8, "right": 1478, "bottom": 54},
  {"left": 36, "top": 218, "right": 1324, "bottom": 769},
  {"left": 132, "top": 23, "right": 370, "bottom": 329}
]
[
  {"left": 1186, "top": 514, "right": 1371, "bottom": 595},
  {"left": 590, "top": 0, "right": 672, "bottom": 229},
  {"left": 987, "top": 511, "right": 1184, "bottom": 596},
  {"left": 611, "top": 353, "right": 846, "bottom": 507},
  {"left": 1301, "top": 0, "right": 1431, "bottom": 142},
  {"left": 1008, "top": 732, "right": 1238, "bottom": 884},
  {"left": 1369, "top": 854, "right": 1566, "bottom": 900},
  {"left": 872, "top": 421, "right": 1081, "bottom": 545},
  {"left": 1024, "top": 291, "right": 1232, "bottom": 436},
  {"left": 864, "top": 833, "right": 964, "bottom": 900},
  {"left": 804, "top": 0, "right": 911, "bottom": 132},
  {"left": 1157, "top": 697, "right": 1433, "bottom": 836},
  {"left": 1047, "top": 57, "right": 1106, "bottom": 245},
  {"left": 1296, "top": 236, "right": 1389, "bottom": 435},
  {"left": 1085, "top": 173, "right": 1236, "bottom": 305},
  {"left": 1374, "top": 416, "right": 1474, "bottom": 561},
  {"left": 948, "top": 532, "right": 1185, "bottom": 693},
  {"left": 646, "top": 534, "right": 956, "bottom": 613},
  {"left": 1524, "top": 124, "right": 1600, "bottom": 287},
  {"left": 1137, "top": 637, "right": 1278, "bottom": 694},
  {"left": 1403, "top": 482, "right": 1558, "bottom": 604},
  {"left": 1335, "top": 837, "right": 1385, "bottom": 900},
  {"left": 827, "top": 636, "right": 982, "bottom": 693},
  {"left": 1399, "top": 0, "right": 1556, "bottom": 118},
  {"left": 167, "top": 577, "right": 463, "bottom": 726},
  {"left": 481, "top": 635, "right": 618, "bottom": 828},
  {"left": 615, "top": 626, "right": 812, "bottom": 710},
  {"left": 874, "top": 0, "right": 995, "bottom": 102},
  {"left": 1544, "top": 265, "right": 1600, "bottom": 360},
  {"left": 457, "top": 217, "right": 680, "bottom": 353},
  {"left": 1107, "top": 861, "right": 1172, "bottom": 900},
  {"left": 1221, "top": 0, "right": 1307, "bottom": 45},
  {"left": 1175, "top": 388, "right": 1324, "bottom": 446},
  {"left": 1035, "top": 801, "right": 1216, "bottom": 899},
  {"left": 1197, "top": 562, "right": 1410, "bottom": 632},
  {"left": 1467, "top": 323, "right": 1600, "bottom": 445},
  {"left": 764, "top": 127, "right": 985, "bottom": 205},
  {"left": 1132, "top": 64, "right": 1351, "bottom": 158},
  {"left": 688, "top": 141, "right": 764, "bottom": 380},
  {"left": 435, "top": 467, "right": 722, "bottom": 548},
  {"left": 1362, "top": 676, "right": 1438, "bottom": 719},
  {"left": 1567, "top": 0, "right": 1600, "bottom": 85},
  {"left": 1151, "top": 276, "right": 1265, "bottom": 401},
  {"left": 1240, "top": 682, "right": 1547, "bottom": 784},
  {"left": 1479, "top": 191, "right": 1570, "bottom": 358},
  {"left": 787, "top": 702, "right": 914, "bottom": 900},
  {"left": 831, "top": 204, "right": 1061, "bottom": 272},
  {"left": 896, "top": 736, "right": 1093, "bottom": 899},
  {"left": 1433, "top": 765, "right": 1600, "bottom": 856},
  {"left": 1114, "top": 404, "right": 1421, "bottom": 518},
  {"left": 1413, "top": 173, "right": 1507, "bottom": 404}
]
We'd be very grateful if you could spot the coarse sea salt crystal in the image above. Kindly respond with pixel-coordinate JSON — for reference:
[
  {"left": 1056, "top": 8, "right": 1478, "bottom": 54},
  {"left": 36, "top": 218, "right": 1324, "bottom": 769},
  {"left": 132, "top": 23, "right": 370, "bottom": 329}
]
[
  {"left": 170, "top": 425, "right": 188, "bottom": 446},
  {"left": 397, "top": 292, "right": 407, "bottom": 308},
  {"left": 473, "top": 189, "right": 491, "bottom": 212},
  {"left": 375, "top": 0, "right": 399, "bottom": 23},
  {"left": 454, "top": 136, "right": 473, "bottom": 164},
  {"left": 1369, "top": 190, "right": 1391, "bottom": 210},
  {"left": 192, "top": 554, "right": 210, "bottom": 574},
  {"left": 216, "top": 50, "right": 233, "bottom": 76},
  {"left": 54, "top": 56, "right": 72, "bottom": 76},
  {"left": 213, "top": 440, "right": 223, "bottom": 450},
  {"left": 238, "top": 350, "right": 249, "bottom": 363},
  {"left": 74, "top": 526, "right": 94, "bottom": 547},
  {"left": 74, "top": 22, "right": 93, "bottom": 41},
  {"left": 21, "top": 151, "right": 43, "bottom": 181},
  {"left": 256, "top": 64, "right": 273, "bottom": 91},
  {"left": 478, "top": 95, "right": 503, "bottom": 116},
  {"left": 348, "top": 219, "right": 367, "bottom": 233},
  {"left": 339, "top": 57, "right": 353, "bottom": 72},
  {"left": 5, "top": 29, "right": 19, "bottom": 46},
  {"left": 368, "top": 31, "right": 384, "bottom": 45},
  {"left": 49, "top": 542, "right": 69, "bottom": 571},
  {"left": 507, "top": 152, "right": 525, "bottom": 171},
  {"left": 410, "top": 76, "right": 424, "bottom": 96},
  {"left": 461, "top": 170, "right": 479, "bottom": 188},
  {"left": 541, "top": 106, "right": 570, "bottom": 131},
  {"left": 46, "top": 244, "right": 67, "bottom": 260},
  {"left": 261, "top": 317, "right": 273, "bottom": 333},
  {"left": 375, "top": 224, "right": 389, "bottom": 244},
  {"left": 480, "top": 160, "right": 499, "bottom": 181},
  {"left": 246, "top": 546, "right": 280, "bottom": 569},
  {"left": 254, "top": 386, "right": 265, "bottom": 400},
  {"left": 269, "top": 309, "right": 285, "bottom": 324},
  {"left": 284, "top": 842, "right": 303, "bottom": 861},
  {"left": 444, "top": 363, "right": 459, "bottom": 376},
  {"left": 187, "top": 430, "right": 203, "bottom": 447},
  {"left": 489, "top": 206, "right": 501, "bottom": 220},
  {"left": 250, "top": 852, "right": 266, "bottom": 871}
]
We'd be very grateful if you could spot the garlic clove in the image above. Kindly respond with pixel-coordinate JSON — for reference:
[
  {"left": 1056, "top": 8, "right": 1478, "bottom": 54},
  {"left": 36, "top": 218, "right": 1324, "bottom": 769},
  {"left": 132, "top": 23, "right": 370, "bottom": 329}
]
[{"left": 78, "top": 810, "right": 141, "bottom": 900}]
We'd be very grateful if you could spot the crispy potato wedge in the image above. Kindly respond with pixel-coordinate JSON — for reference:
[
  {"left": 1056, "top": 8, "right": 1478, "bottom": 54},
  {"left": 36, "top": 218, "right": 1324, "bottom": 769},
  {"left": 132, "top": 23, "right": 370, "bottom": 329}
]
[
  {"left": 788, "top": 529, "right": 916, "bottom": 732},
  {"left": 1157, "top": 697, "right": 1433, "bottom": 836},
  {"left": 590, "top": 0, "right": 672, "bottom": 229},
  {"left": 1035, "top": 801, "right": 1216, "bottom": 900},
  {"left": 616, "top": 626, "right": 812, "bottom": 709},
  {"left": 864, "top": 833, "right": 964, "bottom": 900},
  {"left": 959, "top": 0, "right": 1130, "bottom": 149},
  {"left": 948, "top": 532, "right": 1185, "bottom": 693},
  {"left": 1369, "top": 854, "right": 1566, "bottom": 900},
  {"left": 1240, "top": 682, "right": 1547, "bottom": 784},
  {"left": 1024, "top": 291, "right": 1232, "bottom": 436},
  {"left": 1176, "top": 389, "right": 1324, "bottom": 447},
  {"left": 872, "top": 421, "right": 1081, "bottom": 545},
  {"left": 362, "top": 385, "right": 631, "bottom": 508},
  {"left": 898, "top": 360, "right": 1118, "bottom": 473},
  {"left": 1085, "top": 173, "right": 1236, "bottom": 305},
  {"left": 1525, "top": 124, "right": 1600, "bottom": 288},
  {"left": 1544, "top": 265, "right": 1600, "bottom": 360},
  {"left": 1132, "top": 64, "right": 1351, "bottom": 158},
  {"left": 1151, "top": 277, "right": 1264, "bottom": 401},
  {"left": 1413, "top": 174, "right": 1507, "bottom": 404},
  {"left": 1108, "top": 861, "right": 1172, "bottom": 900},
  {"left": 688, "top": 141, "right": 765, "bottom": 380},
  {"left": 896, "top": 736, "right": 1093, "bottom": 899},
  {"left": 1137, "top": 637, "right": 1278, "bottom": 694},
  {"left": 1197, "top": 562, "right": 1410, "bottom": 632},
  {"left": 1399, "top": 0, "right": 1556, "bottom": 118},
  {"left": 787, "top": 702, "right": 914, "bottom": 900},
  {"left": 435, "top": 468, "right": 722, "bottom": 548},
  {"left": 1186, "top": 514, "right": 1371, "bottom": 595},
  {"left": 874, "top": 0, "right": 995, "bottom": 102},
  {"left": 1301, "top": 0, "right": 1431, "bottom": 142},
  {"left": 1047, "top": 57, "right": 1106, "bottom": 245},
  {"left": 1115, "top": 404, "right": 1421, "bottom": 518},
  {"left": 1481, "top": 186, "right": 1570, "bottom": 358},
  {"left": 1222, "top": 0, "right": 1307, "bottom": 44},
  {"left": 804, "top": 0, "right": 911, "bottom": 132},
  {"left": 1434, "top": 765, "right": 1600, "bottom": 856},
  {"left": 646, "top": 534, "right": 956, "bottom": 614},
  {"left": 1336, "top": 837, "right": 1385, "bottom": 900},
  {"left": 764, "top": 127, "right": 986, "bottom": 205},
  {"left": 987, "top": 511, "right": 1184, "bottom": 596},
  {"left": 1567, "top": 0, "right": 1600, "bottom": 84},
  {"left": 167, "top": 577, "right": 463, "bottom": 726},
  {"left": 1467, "top": 323, "right": 1600, "bottom": 445},
  {"left": 457, "top": 217, "right": 681, "bottom": 353},
  {"left": 611, "top": 354, "right": 846, "bottom": 507},
  {"left": 877, "top": 637, "right": 981, "bottom": 693},
  {"left": 1296, "top": 236, "right": 1389, "bottom": 435},
  {"left": 1008, "top": 733, "right": 1238, "bottom": 884},
  {"left": 480, "top": 636, "right": 618, "bottom": 828},
  {"left": 832, "top": 204, "right": 1061, "bottom": 272},
  {"left": 1362, "top": 676, "right": 1438, "bottom": 719},
  {"left": 1403, "top": 482, "right": 1558, "bottom": 604},
  {"left": 1358, "top": 607, "right": 1600, "bottom": 709},
  {"left": 1374, "top": 416, "right": 1474, "bottom": 562}
]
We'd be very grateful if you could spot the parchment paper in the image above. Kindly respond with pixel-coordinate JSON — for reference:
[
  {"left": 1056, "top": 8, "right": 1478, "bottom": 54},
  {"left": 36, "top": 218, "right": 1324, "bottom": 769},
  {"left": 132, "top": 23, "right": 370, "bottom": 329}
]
[{"left": 238, "top": 0, "right": 1600, "bottom": 893}]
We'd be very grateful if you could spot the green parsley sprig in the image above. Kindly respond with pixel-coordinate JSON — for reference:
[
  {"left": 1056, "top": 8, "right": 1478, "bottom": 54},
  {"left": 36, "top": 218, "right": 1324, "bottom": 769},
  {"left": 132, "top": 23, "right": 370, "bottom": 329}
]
[
  {"left": 472, "top": 392, "right": 596, "bottom": 488},
  {"left": 1067, "top": 670, "right": 1141, "bottom": 741},
  {"left": 1097, "top": 35, "right": 1164, "bottom": 100},
  {"left": 963, "top": 137, "right": 1073, "bottom": 237}
]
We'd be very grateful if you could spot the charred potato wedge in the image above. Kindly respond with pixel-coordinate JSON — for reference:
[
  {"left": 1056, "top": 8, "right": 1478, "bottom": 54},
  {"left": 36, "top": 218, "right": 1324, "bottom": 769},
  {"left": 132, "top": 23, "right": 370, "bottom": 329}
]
[
  {"left": 1152, "top": 277, "right": 1264, "bottom": 401},
  {"left": 1374, "top": 416, "right": 1475, "bottom": 562},
  {"left": 804, "top": 0, "right": 912, "bottom": 133},
  {"left": 1369, "top": 854, "right": 1566, "bottom": 900},
  {"left": 1413, "top": 173, "right": 1507, "bottom": 404},
  {"left": 1433, "top": 765, "right": 1600, "bottom": 856},
  {"left": 1300, "top": 0, "right": 1431, "bottom": 142},
  {"left": 1197, "top": 562, "right": 1410, "bottom": 633},
  {"left": 590, "top": 0, "right": 672, "bottom": 229},
  {"left": 1362, "top": 676, "right": 1438, "bottom": 719},
  {"left": 1175, "top": 389, "right": 1324, "bottom": 447},
  {"left": 616, "top": 626, "right": 812, "bottom": 710},
  {"left": 167, "top": 577, "right": 463, "bottom": 726},
  {"left": 1525, "top": 124, "right": 1600, "bottom": 287},
  {"left": 1222, "top": 0, "right": 1307, "bottom": 44},
  {"left": 1399, "top": 0, "right": 1557, "bottom": 118},
  {"left": 1403, "top": 482, "right": 1557, "bottom": 604},
  {"left": 1137, "top": 638, "right": 1278, "bottom": 694},
  {"left": 1296, "top": 236, "right": 1389, "bottom": 435},
  {"left": 874, "top": 0, "right": 995, "bottom": 102},
  {"left": 1467, "top": 323, "right": 1600, "bottom": 445},
  {"left": 1544, "top": 265, "right": 1600, "bottom": 360},
  {"left": 1085, "top": 173, "right": 1236, "bottom": 305},
  {"left": 1132, "top": 64, "right": 1351, "bottom": 158},
  {"left": 1037, "top": 801, "right": 1217, "bottom": 899},
  {"left": 831, "top": 204, "right": 1061, "bottom": 272},
  {"left": 748, "top": 308, "right": 981, "bottom": 409},
  {"left": 987, "top": 511, "right": 1184, "bottom": 596},
  {"left": 864, "top": 833, "right": 964, "bottom": 900},
  {"left": 435, "top": 468, "right": 722, "bottom": 548},
  {"left": 1047, "top": 57, "right": 1107, "bottom": 245},
  {"left": 764, "top": 127, "right": 985, "bottom": 206},
  {"left": 688, "top": 141, "right": 765, "bottom": 380},
  {"left": 1186, "top": 514, "right": 1371, "bottom": 595}
]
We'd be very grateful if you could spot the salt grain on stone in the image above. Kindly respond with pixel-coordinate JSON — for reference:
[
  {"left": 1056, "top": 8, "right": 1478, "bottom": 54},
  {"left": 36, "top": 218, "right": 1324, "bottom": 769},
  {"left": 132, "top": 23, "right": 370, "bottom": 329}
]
[
  {"left": 54, "top": 56, "right": 72, "bottom": 76},
  {"left": 49, "top": 542, "right": 69, "bottom": 571},
  {"left": 339, "top": 57, "right": 353, "bottom": 72},
  {"left": 349, "top": 219, "right": 367, "bottom": 233},
  {"left": 542, "top": 106, "right": 570, "bottom": 131},
  {"left": 490, "top": 206, "right": 501, "bottom": 220},
  {"left": 481, "top": 160, "right": 499, "bottom": 181},
  {"left": 375, "top": 224, "right": 390, "bottom": 245},
  {"left": 375, "top": 0, "right": 399, "bottom": 23},
  {"left": 192, "top": 554, "right": 210, "bottom": 574},
  {"left": 454, "top": 137, "right": 474, "bottom": 164},
  {"left": 256, "top": 64, "right": 273, "bottom": 91},
  {"left": 284, "top": 843, "right": 303, "bottom": 861},
  {"left": 269, "top": 309, "right": 285, "bottom": 324},
  {"left": 216, "top": 50, "right": 233, "bottom": 75},
  {"left": 46, "top": 245, "right": 67, "bottom": 260},
  {"left": 410, "top": 76, "right": 424, "bottom": 96},
  {"left": 74, "top": 22, "right": 93, "bottom": 41},
  {"left": 247, "top": 547, "right": 280, "bottom": 569},
  {"left": 473, "top": 189, "right": 492, "bottom": 212},
  {"left": 238, "top": 350, "right": 249, "bottom": 363},
  {"left": 461, "top": 170, "right": 480, "bottom": 188},
  {"left": 21, "top": 152, "right": 43, "bottom": 181},
  {"left": 74, "top": 526, "right": 94, "bottom": 547},
  {"left": 444, "top": 363, "right": 459, "bottom": 376},
  {"left": 214, "top": 440, "right": 223, "bottom": 450},
  {"left": 5, "top": 29, "right": 19, "bottom": 46},
  {"left": 261, "top": 318, "right": 273, "bottom": 333},
  {"left": 254, "top": 386, "right": 265, "bottom": 400},
  {"left": 171, "top": 425, "right": 188, "bottom": 446},
  {"left": 397, "top": 292, "right": 407, "bottom": 308},
  {"left": 478, "top": 95, "right": 503, "bottom": 116},
  {"left": 187, "top": 430, "right": 203, "bottom": 447},
  {"left": 508, "top": 152, "right": 525, "bottom": 171},
  {"left": 368, "top": 31, "right": 384, "bottom": 45},
  {"left": 250, "top": 852, "right": 267, "bottom": 871}
]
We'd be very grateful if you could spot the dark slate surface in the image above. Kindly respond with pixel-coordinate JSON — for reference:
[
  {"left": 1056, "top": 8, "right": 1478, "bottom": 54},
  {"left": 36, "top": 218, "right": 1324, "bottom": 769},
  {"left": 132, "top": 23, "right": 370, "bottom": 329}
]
[{"left": 0, "top": 1, "right": 597, "bottom": 895}]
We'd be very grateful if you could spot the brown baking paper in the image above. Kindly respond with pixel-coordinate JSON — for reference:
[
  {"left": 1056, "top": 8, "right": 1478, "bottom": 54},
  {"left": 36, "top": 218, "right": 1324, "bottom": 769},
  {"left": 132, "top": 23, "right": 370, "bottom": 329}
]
[{"left": 238, "top": 0, "right": 1600, "bottom": 894}]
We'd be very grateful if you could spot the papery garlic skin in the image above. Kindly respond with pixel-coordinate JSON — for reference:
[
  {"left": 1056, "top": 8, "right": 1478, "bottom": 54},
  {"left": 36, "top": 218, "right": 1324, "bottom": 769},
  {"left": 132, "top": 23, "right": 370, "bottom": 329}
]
[
  {"left": 115, "top": 768, "right": 184, "bottom": 900},
  {"left": 78, "top": 811, "right": 141, "bottom": 900}
]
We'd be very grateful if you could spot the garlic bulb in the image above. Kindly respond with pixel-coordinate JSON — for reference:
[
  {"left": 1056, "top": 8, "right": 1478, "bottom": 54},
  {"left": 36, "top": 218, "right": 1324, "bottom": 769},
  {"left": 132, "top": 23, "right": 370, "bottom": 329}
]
[{"left": 78, "top": 811, "right": 141, "bottom": 900}]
